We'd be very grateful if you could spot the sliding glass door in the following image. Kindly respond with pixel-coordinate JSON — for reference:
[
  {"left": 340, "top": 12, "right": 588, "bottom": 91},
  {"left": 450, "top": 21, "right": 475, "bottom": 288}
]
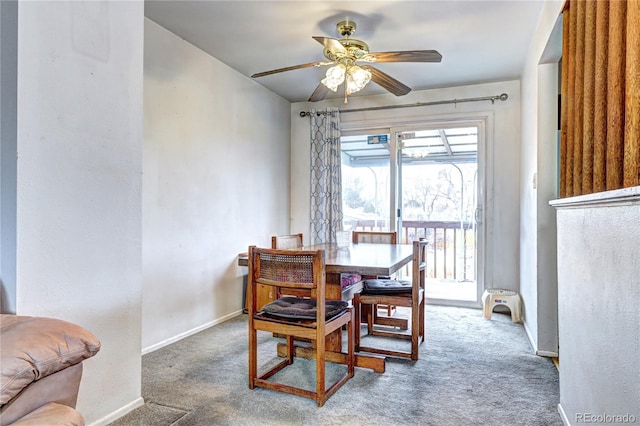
[
  {"left": 396, "top": 123, "right": 483, "bottom": 305},
  {"left": 340, "top": 121, "right": 485, "bottom": 306},
  {"left": 340, "top": 129, "right": 392, "bottom": 232}
]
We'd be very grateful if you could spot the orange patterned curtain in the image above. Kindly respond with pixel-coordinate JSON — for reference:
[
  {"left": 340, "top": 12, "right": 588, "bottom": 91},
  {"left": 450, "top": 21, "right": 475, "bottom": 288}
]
[{"left": 560, "top": 0, "right": 639, "bottom": 197}]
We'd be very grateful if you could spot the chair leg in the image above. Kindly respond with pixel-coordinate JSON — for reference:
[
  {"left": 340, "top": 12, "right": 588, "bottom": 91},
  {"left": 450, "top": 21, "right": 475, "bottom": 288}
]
[
  {"left": 420, "top": 298, "right": 425, "bottom": 343},
  {"left": 286, "top": 335, "right": 295, "bottom": 363},
  {"left": 367, "top": 302, "right": 374, "bottom": 334},
  {"left": 411, "top": 300, "right": 420, "bottom": 361},
  {"left": 248, "top": 327, "right": 257, "bottom": 389},
  {"left": 347, "top": 308, "right": 355, "bottom": 377},
  {"left": 316, "top": 329, "right": 326, "bottom": 407},
  {"left": 354, "top": 294, "right": 361, "bottom": 351}
]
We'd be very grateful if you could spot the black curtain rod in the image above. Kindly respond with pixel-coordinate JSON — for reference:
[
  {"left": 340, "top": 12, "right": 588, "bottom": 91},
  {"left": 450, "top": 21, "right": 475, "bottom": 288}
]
[{"left": 299, "top": 93, "right": 509, "bottom": 117}]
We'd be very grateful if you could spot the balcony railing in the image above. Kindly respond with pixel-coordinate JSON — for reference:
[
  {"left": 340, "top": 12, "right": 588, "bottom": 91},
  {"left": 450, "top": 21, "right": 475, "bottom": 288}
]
[{"left": 349, "top": 219, "right": 475, "bottom": 281}]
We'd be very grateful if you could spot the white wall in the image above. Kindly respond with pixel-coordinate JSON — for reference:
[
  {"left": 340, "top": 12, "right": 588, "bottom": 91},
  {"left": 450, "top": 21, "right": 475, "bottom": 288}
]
[
  {"left": 551, "top": 188, "right": 640, "bottom": 424},
  {"left": 290, "top": 80, "right": 521, "bottom": 297},
  {"left": 519, "top": 0, "right": 564, "bottom": 355},
  {"left": 142, "top": 20, "right": 291, "bottom": 351},
  {"left": 15, "top": 1, "right": 144, "bottom": 424},
  {"left": 0, "top": 0, "right": 18, "bottom": 314},
  {"left": 4, "top": 7, "right": 292, "bottom": 425}
]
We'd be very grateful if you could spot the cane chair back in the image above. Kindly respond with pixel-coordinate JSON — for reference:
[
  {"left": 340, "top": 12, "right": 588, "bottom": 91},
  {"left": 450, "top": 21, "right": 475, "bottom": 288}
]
[
  {"left": 352, "top": 231, "right": 397, "bottom": 245},
  {"left": 247, "top": 246, "right": 355, "bottom": 406},
  {"left": 354, "top": 239, "right": 428, "bottom": 360},
  {"left": 271, "top": 233, "right": 305, "bottom": 299},
  {"left": 271, "top": 233, "right": 304, "bottom": 249}
]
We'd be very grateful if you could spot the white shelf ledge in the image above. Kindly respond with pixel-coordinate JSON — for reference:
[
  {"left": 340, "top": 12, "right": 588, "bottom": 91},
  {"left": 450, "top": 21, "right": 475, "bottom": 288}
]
[{"left": 550, "top": 186, "right": 640, "bottom": 209}]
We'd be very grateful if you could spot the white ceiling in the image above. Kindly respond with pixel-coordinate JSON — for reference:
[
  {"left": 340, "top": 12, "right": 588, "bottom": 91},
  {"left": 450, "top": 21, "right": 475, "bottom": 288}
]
[{"left": 144, "top": 0, "right": 544, "bottom": 103}]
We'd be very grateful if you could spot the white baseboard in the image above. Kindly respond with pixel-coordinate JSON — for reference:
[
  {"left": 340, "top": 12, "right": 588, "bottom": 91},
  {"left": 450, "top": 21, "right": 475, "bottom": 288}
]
[
  {"left": 142, "top": 310, "right": 243, "bottom": 355},
  {"left": 523, "top": 320, "right": 559, "bottom": 358},
  {"left": 88, "top": 397, "right": 145, "bottom": 426},
  {"left": 558, "top": 403, "right": 571, "bottom": 425},
  {"left": 523, "top": 320, "right": 537, "bottom": 353},
  {"left": 536, "top": 349, "right": 559, "bottom": 357},
  {"left": 89, "top": 312, "right": 243, "bottom": 425}
]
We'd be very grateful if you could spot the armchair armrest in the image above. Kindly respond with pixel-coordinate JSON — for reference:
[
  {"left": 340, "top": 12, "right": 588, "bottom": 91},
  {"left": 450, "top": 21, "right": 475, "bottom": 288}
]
[{"left": 0, "top": 315, "right": 101, "bottom": 406}]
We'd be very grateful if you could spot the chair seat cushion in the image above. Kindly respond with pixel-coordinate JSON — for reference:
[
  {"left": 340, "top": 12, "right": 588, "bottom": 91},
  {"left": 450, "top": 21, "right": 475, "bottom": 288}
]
[
  {"left": 341, "top": 273, "right": 362, "bottom": 288},
  {"left": 363, "top": 279, "right": 412, "bottom": 294},
  {"left": 262, "top": 297, "right": 349, "bottom": 320}
]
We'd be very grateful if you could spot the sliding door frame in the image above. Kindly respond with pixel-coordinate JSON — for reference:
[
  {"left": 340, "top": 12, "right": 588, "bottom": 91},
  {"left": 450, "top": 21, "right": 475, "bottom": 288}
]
[{"left": 341, "top": 113, "right": 490, "bottom": 308}]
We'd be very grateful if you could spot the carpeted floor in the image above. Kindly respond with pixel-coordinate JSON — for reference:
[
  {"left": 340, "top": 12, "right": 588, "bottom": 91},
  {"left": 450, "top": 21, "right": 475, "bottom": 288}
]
[{"left": 110, "top": 305, "right": 561, "bottom": 425}]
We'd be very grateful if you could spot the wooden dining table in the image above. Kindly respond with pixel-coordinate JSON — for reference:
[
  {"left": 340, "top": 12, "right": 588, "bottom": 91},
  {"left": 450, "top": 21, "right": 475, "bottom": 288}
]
[{"left": 238, "top": 242, "right": 414, "bottom": 373}]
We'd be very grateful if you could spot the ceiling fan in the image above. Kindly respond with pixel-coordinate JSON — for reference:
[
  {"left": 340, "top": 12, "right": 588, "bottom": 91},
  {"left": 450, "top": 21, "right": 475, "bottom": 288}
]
[{"left": 251, "top": 20, "right": 442, "bottom": 103}]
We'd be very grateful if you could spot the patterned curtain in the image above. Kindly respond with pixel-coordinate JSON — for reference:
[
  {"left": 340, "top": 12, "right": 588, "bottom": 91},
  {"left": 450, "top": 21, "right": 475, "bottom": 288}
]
[{"left": 309, "top": 107, "right": 343, "bottom": 244}]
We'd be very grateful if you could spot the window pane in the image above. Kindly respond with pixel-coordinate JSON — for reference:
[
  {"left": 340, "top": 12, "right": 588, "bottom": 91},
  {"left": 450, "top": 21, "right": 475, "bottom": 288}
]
[{"left": 341, "top": 133, "right": 390, "bottom": 231}]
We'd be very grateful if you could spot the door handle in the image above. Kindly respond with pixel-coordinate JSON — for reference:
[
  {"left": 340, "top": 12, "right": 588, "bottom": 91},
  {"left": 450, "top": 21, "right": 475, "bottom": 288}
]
[{"left": 475, "top": 207, "right": 482, "bottom": 225}]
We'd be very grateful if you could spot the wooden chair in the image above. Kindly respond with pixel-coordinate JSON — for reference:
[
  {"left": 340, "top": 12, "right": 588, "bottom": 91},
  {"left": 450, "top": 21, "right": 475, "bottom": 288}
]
[
  {"left": 352, "top": 231, "right": 397, "bottom": 245},
  {"left": 352, "top": 231, "right": 398, "bottom": 317},
  {"left": 247, "top": 246, "right": 355, "bottom": 407},
  {"left": 271, "top": 233, "right": 305, "bottom": 300},
  {"left": 353, "top": 239, "right": 427, "bottom": 361},
  {"left": 271, "top": 233, "right": 304, "bottom": 249}
]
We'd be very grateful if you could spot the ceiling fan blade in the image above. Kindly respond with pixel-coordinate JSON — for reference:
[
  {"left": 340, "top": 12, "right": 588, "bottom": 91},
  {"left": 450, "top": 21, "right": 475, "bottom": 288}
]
[
  {"left": 366, "top": 50, "right": 442, "bottom": 63},
  {"left": 308, "top": 83, "right": 330, "bottom": 102},
  {"left": 312, "top": 36, "right": 347, "bottom": 55},
  {"left": 251, "top": 62, "right": 323, "bottom": 78},
  {"left": 361, "top": 65, "right": 411, "bottom": 96}
]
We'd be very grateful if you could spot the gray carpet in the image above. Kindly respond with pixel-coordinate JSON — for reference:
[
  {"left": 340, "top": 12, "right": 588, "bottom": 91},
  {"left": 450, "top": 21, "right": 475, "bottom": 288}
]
[{"left": 110, "top": 305, "right": 560, "bottom": 425}]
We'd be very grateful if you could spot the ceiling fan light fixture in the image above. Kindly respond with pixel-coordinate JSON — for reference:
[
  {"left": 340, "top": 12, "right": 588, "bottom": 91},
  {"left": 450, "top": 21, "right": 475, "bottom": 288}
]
[
  {"left": 345, "top": 64, "right": 371, "bottom": 95},
  {"left": 251, "top": 20, "right": 442, "bottom": 102},
  {"left": 321, "top": 63, "right": 346, "bottom": 92}
]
